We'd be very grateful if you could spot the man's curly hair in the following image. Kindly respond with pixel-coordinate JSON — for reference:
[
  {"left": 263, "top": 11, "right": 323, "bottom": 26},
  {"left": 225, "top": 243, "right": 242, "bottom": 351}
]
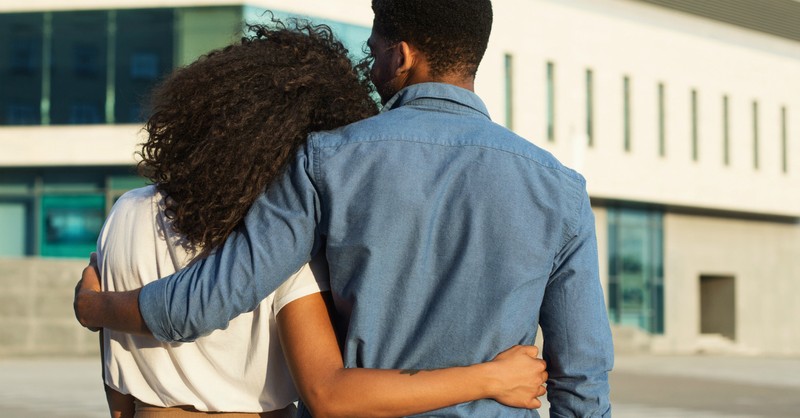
[
  {"left": 138, "top": 20, "right": 378, "bottom": 251},
  {"left": 371, "top": 0, "right": 493, "bottom": 78}
]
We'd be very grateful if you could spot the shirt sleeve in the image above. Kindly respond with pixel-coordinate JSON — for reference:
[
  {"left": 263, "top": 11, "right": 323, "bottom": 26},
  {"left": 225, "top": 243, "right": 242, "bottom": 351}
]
[
  {"left": 272, "top": 253, "right": 331, "bottom": 315},
  {"left": 139, "top": 142, "right": 322, "bottom": 342},
  {"left": 539, "top": 184, "right": 614, "bottom": 417}
]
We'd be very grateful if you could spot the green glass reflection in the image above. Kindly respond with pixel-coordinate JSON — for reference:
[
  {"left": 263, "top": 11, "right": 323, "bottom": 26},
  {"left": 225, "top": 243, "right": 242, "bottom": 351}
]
[
  {"left": 40, "top": 195, "right": 105, "bottom": 258},
  {"left": 0, "top": 200, "right": 32, "bottom": 256},
  {"left": 608, "top": 207, "right": 664, "bottom": 334}
]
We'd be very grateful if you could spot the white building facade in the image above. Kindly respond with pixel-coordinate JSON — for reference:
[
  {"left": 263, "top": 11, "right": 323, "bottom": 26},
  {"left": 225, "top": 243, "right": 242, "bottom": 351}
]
[{"left": 1, "top": 0, "right": 798, "bottom": 355}]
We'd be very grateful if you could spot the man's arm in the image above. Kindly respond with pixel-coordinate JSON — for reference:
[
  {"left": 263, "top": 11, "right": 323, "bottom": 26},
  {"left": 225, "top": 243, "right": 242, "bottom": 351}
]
[
  {"left": 539, "top": 186, "right": 614, "bottom": 417},
  {"left": 74, "top": 260, "right": 148, "bottom": 334},
  {"left": 74, "top": 143, "right": 322, "bottom": 341}
]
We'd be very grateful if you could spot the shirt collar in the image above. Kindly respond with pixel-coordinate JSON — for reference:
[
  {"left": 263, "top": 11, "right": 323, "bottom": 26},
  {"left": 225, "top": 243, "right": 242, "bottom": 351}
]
[{"left": 382, "top": 82, "right": 491, "bottom": 120}]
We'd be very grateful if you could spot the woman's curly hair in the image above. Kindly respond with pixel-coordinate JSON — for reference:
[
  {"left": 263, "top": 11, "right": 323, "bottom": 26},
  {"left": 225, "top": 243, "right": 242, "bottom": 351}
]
[{"left": 138, "top": 20, "right": 378, "bottom": 250}]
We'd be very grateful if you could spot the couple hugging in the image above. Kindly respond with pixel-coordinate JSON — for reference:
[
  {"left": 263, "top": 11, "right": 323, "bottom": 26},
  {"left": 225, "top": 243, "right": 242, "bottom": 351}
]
[{"left": 73, "top": 1, "right": 613, "bottom": 417}]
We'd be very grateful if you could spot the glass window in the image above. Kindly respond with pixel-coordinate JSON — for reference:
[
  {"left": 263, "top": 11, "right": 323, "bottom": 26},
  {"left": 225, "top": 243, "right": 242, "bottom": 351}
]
[
  {"left": 69, "top": 103, "right": 103, "bottom": 124},
  {"left": 723, "top": 95, "right": 730, "bottom": 166},
  {"left": 782, "top": 106, "right": 788, "bottom": 174},
  {"left": 73, "top": 43, "right": 101, "bottom": 78},
  {"left": 109, "top": 175, "right": 147, "bottom": 190},
  {"left": 658, "top": 83, "right": 665, "bottom": 157},
  {"left": 130, "top": 52, "right": 159, "bottom": 80},
  {"left": 691, "top": 89, "right": 698, "bottom": 161},
  {"left": 115, "top": 8, "right": 175, "bottom": 123},
  {"left": 50, "top": 11, "right": 108, "bottom": 125},
  {"left": 547, "top": 62, "right": 555, "bottom": 142},
  {"left": 0, "top": 200, "right": 33, "bottom": 257},
  {"left": 6, "top": 103, "right": 38, "bottom": 125},
  {"left": 0, "top": 13, "right": 44, "bottom": 125},
  {"left": 245, "top": 7, "right": 371, "bottom": 64},
  {"left": 608, "top": 207, "right": 664, "bottom": 334},
  {"left": 10, "top": 38, "right": 37, "bottom": 74},
  {"left": 587, "top": 69, "right": 594, "bottom": 147},
  {"left": 1, "top": 167, "right": 149, "bottom": 257},
  {"left": 504, "top": 53, "right": 513, "bottom": 130},
  {"left": 174, "top": 6, "right": 241, "bottom": 67},
  {"left": 753, "top": 101, "right": 760, "bottom": 170},
  {"left": 623, "top": 76, "right": 631, "bottom": 152},
  {"left": 40, "top": 195, "right": 105, "bottom": 258}
]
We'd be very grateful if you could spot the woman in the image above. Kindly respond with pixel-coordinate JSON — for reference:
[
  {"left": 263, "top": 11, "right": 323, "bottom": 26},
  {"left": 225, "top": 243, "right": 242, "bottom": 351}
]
[{"left": 97, "top": 20, "right": 547, "bottom": 418}]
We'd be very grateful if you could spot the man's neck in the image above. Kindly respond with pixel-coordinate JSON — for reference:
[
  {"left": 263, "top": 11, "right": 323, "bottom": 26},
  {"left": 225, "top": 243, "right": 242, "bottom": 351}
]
[{"left": 404, "top": 65, "right": 475, "bottom": 93}]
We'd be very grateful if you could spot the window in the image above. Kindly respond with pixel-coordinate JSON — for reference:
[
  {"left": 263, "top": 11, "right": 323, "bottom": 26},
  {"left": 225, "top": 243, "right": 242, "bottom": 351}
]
[
  {"left": 50, "top": 11, "right": 107, "bottom": 124},
  {"left": 10, "top": 38, "right": 37, "bottom": 75},
  {"left": 41, "top": 195, "right": 105, "bottom": 257},
  {"left": 658, "top": 83, "right": 665, "bottom": 157},
  {"left": 0, "top": 13, "right": 44, "bottom": 127},
  {"left": 73, "top": 44, "right": 100, "bottom": 78},
  {"left": 623, "top": 76, "right": 631, "bottom": 152},
  {"left": 69, "top": 103, "right": 102, "bottom": 124},
  {"left": 504, "top": 53, "right": 513, "bottom": 130},
  {"left": 782, "top": 106, "right": 788, "bottom": 174},
  {"left": 691, "top": 89, "right": 698, "bottom": 161},
  {"left": 608, "top": 207, "right": 664, "bottom": 334},
  {"left": 723, "top": 95, "right": 730, "bottom": 166},
  {"left": 547, "top": 62, "right": 555, "bottom": 142},
  {"left": 0, "top": 199, "right": 33, "bottom": 257},
  {"left": 115, "top": 8, "right": 177, "bottom": 123},
  {"left": 753, "top": 101, "right": 760, "bottom": 170},
  {"left": 6, "top": 104, "right": 38, "bottom": 125},
  {"left": 586, "top": 69, "right": 594, "bottom": 147},
  {"left": 0, "top": 167, "right": 145, "bottom": 257},
  {"left": 130, "top": 52, "right": 159, "bottom": 80}
]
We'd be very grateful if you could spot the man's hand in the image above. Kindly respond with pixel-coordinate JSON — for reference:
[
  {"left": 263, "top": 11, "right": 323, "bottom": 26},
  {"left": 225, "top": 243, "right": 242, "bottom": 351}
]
[
  {"left": 74, "top": 252, "right": 102, "bottom": 331},
  {"left": 487, "top": 345, "right": 548, "bottom": 409},
  {"left": 73, "top": 252, "right": 151, "bottom": 336}
]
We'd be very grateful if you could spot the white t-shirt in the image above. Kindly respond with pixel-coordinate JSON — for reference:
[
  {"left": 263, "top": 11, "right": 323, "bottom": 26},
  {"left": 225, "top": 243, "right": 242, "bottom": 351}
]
[{"left": 97, "top": 185, "right": 327, "bottom": 413}]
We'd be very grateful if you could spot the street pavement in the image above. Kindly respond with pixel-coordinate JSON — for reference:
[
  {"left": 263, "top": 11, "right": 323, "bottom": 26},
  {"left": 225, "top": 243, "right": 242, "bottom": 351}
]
[{"left": 1, "top": 353, "right": 800, "bottom": 417}]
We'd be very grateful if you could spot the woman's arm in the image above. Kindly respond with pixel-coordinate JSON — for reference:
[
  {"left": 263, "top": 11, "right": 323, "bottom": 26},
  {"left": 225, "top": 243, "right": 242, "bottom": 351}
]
[
  {"left": 105, "top": 385, "right": 136, "bottom": 418},
  {"left": 99, "top": 330, "right": 135, "bottom": 418},
  {"left": 277, "top": 292, "right": 547, "bottom": 418}
]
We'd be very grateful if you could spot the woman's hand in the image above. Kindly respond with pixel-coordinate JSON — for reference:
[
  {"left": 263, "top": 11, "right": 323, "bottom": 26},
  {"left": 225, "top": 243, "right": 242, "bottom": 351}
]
[{"left": 485, "top": 345, "right": 548, "bottom": 409}]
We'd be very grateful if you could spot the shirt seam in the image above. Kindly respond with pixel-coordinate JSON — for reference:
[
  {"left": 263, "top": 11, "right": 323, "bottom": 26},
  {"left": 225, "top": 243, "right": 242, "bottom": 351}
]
[
  {"left": 314, "top": 137, "right": 583, "bottom": 184},
  {"left": 402, "top": 97, "right": 491, "bottom": 119}
]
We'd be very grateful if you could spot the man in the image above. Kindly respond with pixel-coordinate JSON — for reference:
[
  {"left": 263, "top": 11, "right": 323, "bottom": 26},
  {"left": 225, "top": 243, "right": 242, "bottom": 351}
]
[{"left": 75, "top": 0, "right": 613, "bottom": 416}]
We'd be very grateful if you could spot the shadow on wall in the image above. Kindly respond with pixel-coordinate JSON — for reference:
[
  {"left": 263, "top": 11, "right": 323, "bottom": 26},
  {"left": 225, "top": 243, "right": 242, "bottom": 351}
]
[{"left": 0, "top": 258, "right": 98, "bottom": 357}]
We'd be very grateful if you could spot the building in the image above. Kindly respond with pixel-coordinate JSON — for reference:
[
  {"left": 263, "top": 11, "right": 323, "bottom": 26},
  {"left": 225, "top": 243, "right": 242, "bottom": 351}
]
[{"left": 1, "top": 0, "right": 798, "bottom": 356}]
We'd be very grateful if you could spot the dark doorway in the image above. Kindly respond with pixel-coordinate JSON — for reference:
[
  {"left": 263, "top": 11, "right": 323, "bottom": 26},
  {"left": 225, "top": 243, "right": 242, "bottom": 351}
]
[{"left": 699, "top": 275, "right": 736, "bottom": 341}]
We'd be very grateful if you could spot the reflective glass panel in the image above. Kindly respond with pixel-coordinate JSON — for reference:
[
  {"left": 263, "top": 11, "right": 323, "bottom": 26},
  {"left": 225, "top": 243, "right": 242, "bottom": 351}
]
[
  {"left": 608, "top": 207, "right": 664, "bottom": 334},
  {"left": 0, "top": 13, "right": 44, "bottom": 125},
  {"left": 40, "top": 195, "right": 104, "bottom": 257},
  {"left": 50, "top": 11, "right": 108, "bottom": 124},
  {"left": 115, "top": 9, "right": 174, "bottom": 123}
]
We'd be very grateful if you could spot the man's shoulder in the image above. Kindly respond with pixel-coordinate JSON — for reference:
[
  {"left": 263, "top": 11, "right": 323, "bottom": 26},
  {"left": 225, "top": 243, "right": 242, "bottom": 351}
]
[
  {"left": 310, "top": 110, "right": 585, "bottom": 188},
  {"left": 481, "top": 124, "right": 587, "bottom": 188}
]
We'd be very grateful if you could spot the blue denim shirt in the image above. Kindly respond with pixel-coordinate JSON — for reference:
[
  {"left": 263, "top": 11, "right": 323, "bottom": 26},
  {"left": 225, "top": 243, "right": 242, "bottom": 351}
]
[{"left": 140, "top": 82, "right": 613, "bottom": 417}]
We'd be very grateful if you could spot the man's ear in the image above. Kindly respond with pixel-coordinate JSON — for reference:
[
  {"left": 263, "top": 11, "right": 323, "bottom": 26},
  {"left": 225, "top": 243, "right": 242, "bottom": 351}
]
[{"left": 393, "top": 41, "right": 415, "bottom": 77}]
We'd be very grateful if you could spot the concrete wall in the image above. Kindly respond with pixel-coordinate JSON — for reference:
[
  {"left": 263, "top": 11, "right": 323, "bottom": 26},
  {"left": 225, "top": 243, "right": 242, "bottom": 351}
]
[
  {"left": 0, "top": 258, "right": 98, "bottom": 357},
  {"left": 655, "top": 213, "right": 800, "bottom": 356}
]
